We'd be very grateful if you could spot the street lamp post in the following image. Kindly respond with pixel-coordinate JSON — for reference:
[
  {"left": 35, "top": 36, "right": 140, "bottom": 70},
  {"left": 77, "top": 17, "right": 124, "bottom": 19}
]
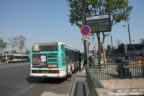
[
  {"left": 111, "top": 35, "right": 113, "bottom": 56},
  {"left": 123, "top": 22, "right": 132, "bottom": 56},
  {"left": 127, "top": 22, "right": 132, "bottom": 56},
  {"left": 128, "top": 23, "right": 132, "bottom": 47}
]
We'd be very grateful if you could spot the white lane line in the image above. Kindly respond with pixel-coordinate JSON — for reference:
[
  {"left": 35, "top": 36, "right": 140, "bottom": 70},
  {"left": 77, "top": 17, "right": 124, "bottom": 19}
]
[{"left": 12, "top": 84, "right": 36, "bottom": 96}]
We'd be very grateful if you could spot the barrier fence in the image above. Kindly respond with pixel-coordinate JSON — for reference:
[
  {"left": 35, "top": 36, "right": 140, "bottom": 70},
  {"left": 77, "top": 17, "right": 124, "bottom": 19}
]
[
  {"left": 86, "top": 60, "right": 144, "bottom": 96},
  {"left": 86, "top": 66, "right": 104, "bottom": 96},
  {"left": 91, "top": 64, "right": 144, "bottom": 80}
]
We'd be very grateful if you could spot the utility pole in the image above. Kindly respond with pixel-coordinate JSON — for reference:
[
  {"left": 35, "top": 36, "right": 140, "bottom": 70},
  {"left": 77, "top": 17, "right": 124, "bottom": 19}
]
[
  {"left": 128, "top": 22, "right": 132, "bottom": 56},
  {"left": 123, "top": 22, "right": 132, "bottom": 56},
  {"left": 111, "top": 35, "right": 113, "bottom": 56},
  {"left": 128, "top": 23, "right": 132, "bottom": 46}
]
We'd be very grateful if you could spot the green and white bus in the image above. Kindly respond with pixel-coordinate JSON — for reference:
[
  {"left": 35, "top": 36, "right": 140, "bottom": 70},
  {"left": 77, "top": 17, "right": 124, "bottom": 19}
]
[
  {"left": 30, "top": 42, "right": 83, "bottom": 78},
  {"left": 1, "top": 54, "right": 30, "bottom": 63}
]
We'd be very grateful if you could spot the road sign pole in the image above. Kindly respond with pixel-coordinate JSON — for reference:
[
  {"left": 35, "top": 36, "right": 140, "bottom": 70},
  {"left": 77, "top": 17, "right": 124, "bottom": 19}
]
[
  {"left": 80, "top": 0, "right": 88, "bottom": 65},
  {"left": 80, "top": 25, "right": 91, "bottom": 65}
]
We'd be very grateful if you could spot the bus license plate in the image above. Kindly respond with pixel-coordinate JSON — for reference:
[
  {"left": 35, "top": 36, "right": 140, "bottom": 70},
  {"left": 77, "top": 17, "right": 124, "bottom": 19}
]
[{"left": 42, "top": 71, "right": 48, "bottom": 73}]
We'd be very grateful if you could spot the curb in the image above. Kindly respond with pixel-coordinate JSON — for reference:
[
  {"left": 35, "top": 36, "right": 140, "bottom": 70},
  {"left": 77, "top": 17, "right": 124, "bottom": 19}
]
[{"left": 69, "top": 71, "right": 89, "bottom": 96}]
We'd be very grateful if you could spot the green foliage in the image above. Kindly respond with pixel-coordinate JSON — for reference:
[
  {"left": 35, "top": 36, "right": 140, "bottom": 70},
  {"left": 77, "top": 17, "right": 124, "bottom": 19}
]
[
  {"left": 69, "top": 0, "right": 91, "bottom": 27},
  {"left": 9, "top": 36, "right": 18, "bottom": 49},
  {"left": 140, "top": 39, "right": 144, "bottom": 44},
  {"left": 104, "top": 0, "right": 133, "bottom": 24},
  {"left": 106, "top": 45, "right": 112, "bottom": 55},
  {"left": 18, "top": 35, "right": 26, "bottom": 52},
  {"left": 11, "top": 50, "right": 17, "bottom": 54},
  {"left": 25, "top": 50, "right": 30, "bottom": 54},
  {"left": 68, "top": 0, "right": 133, "bottom": 26},
  {"left": 9, "top": 35, "right": 26, "bottom": 52},
  {"left": 114, "top": 43, "right": 125, "bottom": 55},
  {"left": 0, "top": 38, "right": 7, "bottom": 52}
]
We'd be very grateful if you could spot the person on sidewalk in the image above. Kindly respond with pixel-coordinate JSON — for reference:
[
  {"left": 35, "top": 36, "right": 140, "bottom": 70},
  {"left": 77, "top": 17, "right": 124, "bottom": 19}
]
[
  {"left": 88, "top": 55, "right": 93, "bottom": 68},
  {"left": 82, "top": 56, "right": 87, "bottom": 70}
]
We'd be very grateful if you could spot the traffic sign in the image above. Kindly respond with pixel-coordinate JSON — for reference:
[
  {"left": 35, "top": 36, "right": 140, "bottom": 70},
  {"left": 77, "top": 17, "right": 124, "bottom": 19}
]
[
  {"left": 80, "top": 25, "right": 91, "bottom": 36},
  {"left": 86, "top": 15, "right": 111, "bottom": 33},
  {"left": 80, "top": 36, "right": 91, "bottom": 41}
]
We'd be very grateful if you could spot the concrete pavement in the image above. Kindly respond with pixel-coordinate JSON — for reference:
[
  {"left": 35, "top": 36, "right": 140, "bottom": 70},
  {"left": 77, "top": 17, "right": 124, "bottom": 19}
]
[
  {"left": 70, "top": 70, "right": 88, "bottom": 96},
  {"left": 97, "top": 79, "right": 144, "bottom": 96},
  {"left": 41, "top": 70, "right": 88, "bottom": 96}
]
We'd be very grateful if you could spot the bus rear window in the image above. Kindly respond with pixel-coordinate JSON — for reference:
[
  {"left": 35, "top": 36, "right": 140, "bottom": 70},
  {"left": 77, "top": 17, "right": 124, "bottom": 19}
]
[
  {"left": 33, "top": 43, "right": 58, "bottom": 52},
  {"left": 32, "top": 45, "right": 57, "bottom": 52},
  {"left": 39, "top": 45, "right": 57, "bottom": 51}
]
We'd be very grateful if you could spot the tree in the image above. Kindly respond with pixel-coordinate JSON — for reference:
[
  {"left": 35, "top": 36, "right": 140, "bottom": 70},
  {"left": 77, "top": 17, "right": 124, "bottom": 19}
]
[
  {"left": 9, "top": 35, "right": 26, "bottom": 53},
  {"left": 140, "top": 39, "right": 144, "bottom": 44},
  {"left": 25, "top": 50, "right": 30, "bottom": 54},
  {"left": 17, "top": 35, "right": 26, "bottom": 53},
  {"left": 9, "top": 36, "right": 19, "bottom": 50},
  {"left": 114, "top": 43, "right": 125, "bottom": 55},
  {"left": 11, "top": 50, "right": 17, "bottom": 54},
  {"left": 106, "top": 45, "right": 111, "bottom": 56},
  {"left": 68, "top": 0, "right": 133, "bottom": 68},
  {"left": 0, "top": 38, "right": 7, "bottom": 52}
]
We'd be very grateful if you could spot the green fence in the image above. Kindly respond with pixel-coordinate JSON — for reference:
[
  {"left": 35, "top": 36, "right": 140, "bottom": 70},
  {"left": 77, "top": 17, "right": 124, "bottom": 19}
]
[{"left": 86, "top": 67, "right": 104, "bottom": 96}]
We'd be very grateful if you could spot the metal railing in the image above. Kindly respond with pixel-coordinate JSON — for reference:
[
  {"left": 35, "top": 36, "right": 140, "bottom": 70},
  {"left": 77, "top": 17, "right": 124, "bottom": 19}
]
[
  {"left": 86, "top": 66, "right": 104, "bottom": 96},
  {"left": 91, "top": 64, "right": 144, "bottom": 80},
  {"left": 86, "top": 61, "right": 144, "bottom": 96}
]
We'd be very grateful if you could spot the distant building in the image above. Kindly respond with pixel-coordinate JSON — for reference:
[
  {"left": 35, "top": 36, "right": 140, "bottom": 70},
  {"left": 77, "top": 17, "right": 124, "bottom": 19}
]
[
  {"left": 0, "top": 53, "right": 3, "bottom": 56},
  {"left": 0, "top": 53, "right": 3, "bottom": 61},
  {"left": 125, "top": 44, "right": 144, "bottom": 56}
]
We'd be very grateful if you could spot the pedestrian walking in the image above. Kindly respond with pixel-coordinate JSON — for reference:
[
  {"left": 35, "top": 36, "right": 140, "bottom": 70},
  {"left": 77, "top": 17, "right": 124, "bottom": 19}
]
[
  {"left": 88, "top": 56, "right": 93, "bottom": 68},
  {"left": 82, "top": 56, "right": 87, "bottom": 70}
]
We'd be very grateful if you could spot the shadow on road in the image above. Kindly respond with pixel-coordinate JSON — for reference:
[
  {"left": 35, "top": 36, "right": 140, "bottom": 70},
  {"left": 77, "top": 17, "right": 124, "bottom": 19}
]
[{"left": 26, "top": 76, "right": 67, "bottom": 84}]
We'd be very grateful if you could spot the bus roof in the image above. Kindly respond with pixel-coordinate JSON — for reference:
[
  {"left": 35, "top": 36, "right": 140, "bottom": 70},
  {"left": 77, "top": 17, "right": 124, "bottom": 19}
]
[
  {"left": 34, "top": 42, "right": 69, "bottom": 46},
  {"left": 10, "top": 54, "right": 29, "bottom": 56},
  {"left": 33, "top": 42, "right": 80, "bottom": 52}
]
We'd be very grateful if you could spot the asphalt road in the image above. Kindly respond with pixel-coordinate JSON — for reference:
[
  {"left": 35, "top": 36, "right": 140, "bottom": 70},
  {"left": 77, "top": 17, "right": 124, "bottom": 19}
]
[{"left": 0, "top": 62, "right": 75, "bottom": 96}]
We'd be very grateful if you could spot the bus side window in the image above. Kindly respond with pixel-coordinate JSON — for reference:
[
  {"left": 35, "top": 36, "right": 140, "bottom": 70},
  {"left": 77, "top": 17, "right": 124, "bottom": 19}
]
[
  {"left": 66, "top": 56, "right": 69, "bottom": 63},
  {"left": 65, "top": 49, "right": 70, "bottom": 64}
]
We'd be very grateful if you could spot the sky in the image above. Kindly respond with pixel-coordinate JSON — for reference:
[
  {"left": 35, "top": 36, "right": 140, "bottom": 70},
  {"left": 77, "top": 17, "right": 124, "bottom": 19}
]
[{"left": 0, "top": 0, "right": 144, "bottom": 52}]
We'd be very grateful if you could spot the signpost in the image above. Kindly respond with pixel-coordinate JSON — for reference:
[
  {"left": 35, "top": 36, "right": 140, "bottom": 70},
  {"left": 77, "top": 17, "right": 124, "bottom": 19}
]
[
  {"left": 80, "top": 25, "right": 91, "bottom": 36},
  {"left": 86, "top": 15, "right": 111, "bottom": 33},
  {"left": 80, "top": 25, "right": 91, "bottom": 65}
]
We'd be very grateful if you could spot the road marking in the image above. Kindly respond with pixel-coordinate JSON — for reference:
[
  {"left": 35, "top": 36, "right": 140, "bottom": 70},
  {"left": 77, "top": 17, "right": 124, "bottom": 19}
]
[
  {"left": 49, "top": 74, "right": 76, "bottom": 92},
  {"left": 49, "top": 75, "right": 75, "bottom": 89},
  {"left": 13, "top": 84, "right": 36, "bottom": 96},
  {"left": 41, "top": 92, "right": 69, "bottom": 96},
  {"left": 49, "top": 82, "right": 70, "bottom": 89}
]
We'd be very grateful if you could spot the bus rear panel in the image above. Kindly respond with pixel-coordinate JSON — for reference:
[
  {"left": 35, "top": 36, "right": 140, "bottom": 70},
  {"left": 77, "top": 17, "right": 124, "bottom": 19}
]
[{"left": 30, "top": 42, "right": 67, "bottom": 78}]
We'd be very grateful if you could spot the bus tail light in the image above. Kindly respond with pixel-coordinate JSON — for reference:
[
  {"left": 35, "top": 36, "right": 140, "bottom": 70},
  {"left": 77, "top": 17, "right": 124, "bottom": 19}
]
[
  {"left": 32, "top": 70, "right": 38, "bottom": 73},
  {"left": 32, "top": 70, "right": 59, "bottom": 74},
  {"left": 53, "top": 70, "right": 59, "bottom": 73}
]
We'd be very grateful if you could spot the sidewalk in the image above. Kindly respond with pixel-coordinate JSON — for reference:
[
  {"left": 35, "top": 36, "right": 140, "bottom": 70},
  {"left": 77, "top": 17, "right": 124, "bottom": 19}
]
[
  {"left": 40, "top": 70, "right": 88, "bottom": 96},
  {"left": 96, "top": 79, "right": 144, "bottom": 96},
  {"left": 70, "top": 70, "right": 88, "bottom": 96},
  {"left": 0, "top": 61, "right": 4, "bottom": 64}
]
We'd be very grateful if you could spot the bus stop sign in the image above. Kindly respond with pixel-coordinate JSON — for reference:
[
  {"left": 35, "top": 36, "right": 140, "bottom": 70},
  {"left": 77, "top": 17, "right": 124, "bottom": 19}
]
[{"left": 80, "top": 25, "right": 91, "bottom": 36}]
